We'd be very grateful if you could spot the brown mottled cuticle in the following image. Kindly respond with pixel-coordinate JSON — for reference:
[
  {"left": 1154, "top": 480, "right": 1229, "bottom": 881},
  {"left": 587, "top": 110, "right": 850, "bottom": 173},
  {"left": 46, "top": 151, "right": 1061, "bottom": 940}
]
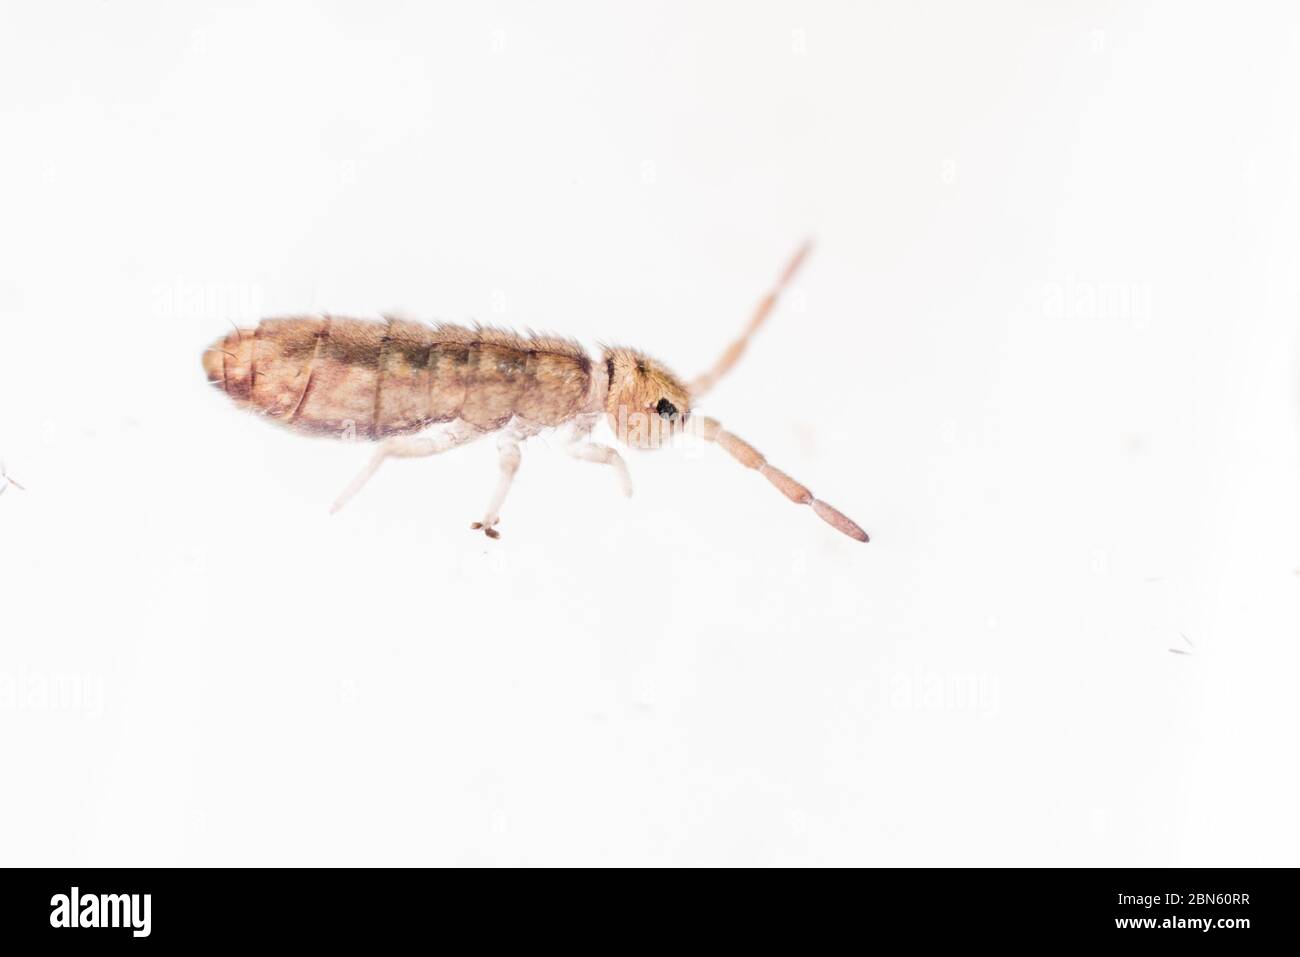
[{"left": 203, "top": 316, "right": 592, "bottom": 439}]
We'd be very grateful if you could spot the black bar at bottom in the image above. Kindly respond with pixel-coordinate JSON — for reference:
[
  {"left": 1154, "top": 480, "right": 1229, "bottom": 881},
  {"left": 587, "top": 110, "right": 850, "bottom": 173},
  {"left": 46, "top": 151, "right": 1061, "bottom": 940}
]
[{"left": 0, "top": 867, "right": 1288, "bottom": 945}]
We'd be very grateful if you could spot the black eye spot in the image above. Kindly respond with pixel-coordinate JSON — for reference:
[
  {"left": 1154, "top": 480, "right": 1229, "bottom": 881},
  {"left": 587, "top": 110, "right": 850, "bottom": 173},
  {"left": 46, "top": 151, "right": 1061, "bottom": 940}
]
[{"left": 655, "top": 398, "right": 678, "bottom": 419}]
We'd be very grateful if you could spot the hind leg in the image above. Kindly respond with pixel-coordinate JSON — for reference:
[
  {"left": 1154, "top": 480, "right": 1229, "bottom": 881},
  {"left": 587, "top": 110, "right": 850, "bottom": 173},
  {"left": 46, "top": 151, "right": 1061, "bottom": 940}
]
[{"left": 330, "top": 423, "right": 484, "bottom": 514}]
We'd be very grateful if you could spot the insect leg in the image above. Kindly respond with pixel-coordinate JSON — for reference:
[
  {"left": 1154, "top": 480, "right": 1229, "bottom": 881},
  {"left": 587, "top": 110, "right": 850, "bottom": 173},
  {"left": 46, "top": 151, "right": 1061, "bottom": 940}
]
[
  {"left": 471, "top": 432, "right": 523, "bottom": 539},
  {"left": 562, "top": 416, "right": 633, "bottom": 497},
  {"left": 329, "top": 424, "right": 483, "bottom": 514}
]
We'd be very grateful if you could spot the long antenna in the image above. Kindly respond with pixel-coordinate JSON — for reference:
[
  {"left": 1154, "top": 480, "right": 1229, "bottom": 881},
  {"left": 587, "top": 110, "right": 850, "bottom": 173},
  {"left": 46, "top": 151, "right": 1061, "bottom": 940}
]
[
  {"left": 696, "top": 416, "right": 868, "bottom": 542},
  {"left": 689, "top": 240, "right": 813, "bottom": 397}
]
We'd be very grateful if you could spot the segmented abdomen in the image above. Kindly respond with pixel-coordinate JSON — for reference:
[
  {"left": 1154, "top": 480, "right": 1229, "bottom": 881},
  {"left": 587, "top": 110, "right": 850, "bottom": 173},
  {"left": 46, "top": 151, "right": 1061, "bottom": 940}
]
[{"left": 202, "top": 316, "right": 593, "bottom": 438}]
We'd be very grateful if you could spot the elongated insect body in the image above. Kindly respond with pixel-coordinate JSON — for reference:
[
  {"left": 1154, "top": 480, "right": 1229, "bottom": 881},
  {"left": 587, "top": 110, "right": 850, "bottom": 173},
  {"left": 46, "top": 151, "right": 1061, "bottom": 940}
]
[
  {"left": 203, "top": 317, "right": 597, "bottom": 439},
  {"left": 202, "top": 243, "right": 870, "bottom": 542}
]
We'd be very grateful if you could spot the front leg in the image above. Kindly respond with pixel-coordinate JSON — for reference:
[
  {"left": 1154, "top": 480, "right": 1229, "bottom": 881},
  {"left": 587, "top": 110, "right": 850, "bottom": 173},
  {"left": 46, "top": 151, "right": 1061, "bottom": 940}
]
[{"left": 563, "top": 415, "right": 633, "bottom": 497}]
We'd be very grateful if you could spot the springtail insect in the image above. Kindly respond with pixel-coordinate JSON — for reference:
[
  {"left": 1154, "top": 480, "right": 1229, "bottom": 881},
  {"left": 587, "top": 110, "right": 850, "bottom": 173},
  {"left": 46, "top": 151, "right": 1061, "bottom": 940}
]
[{"left": 201, "top": 243, "right": 868, "bottom": 542}]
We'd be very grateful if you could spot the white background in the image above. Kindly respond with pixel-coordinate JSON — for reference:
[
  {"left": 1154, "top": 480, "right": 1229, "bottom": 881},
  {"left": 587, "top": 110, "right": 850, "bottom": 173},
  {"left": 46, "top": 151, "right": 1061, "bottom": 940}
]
[{"left": 2, "top": 1, "right": 1298, "bottom": 866}]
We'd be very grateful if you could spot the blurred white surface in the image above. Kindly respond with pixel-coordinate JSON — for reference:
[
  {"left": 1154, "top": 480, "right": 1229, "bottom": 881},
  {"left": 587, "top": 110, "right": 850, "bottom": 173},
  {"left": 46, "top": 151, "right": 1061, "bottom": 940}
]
[{"left": 1, "top": 1, "right": 1298, "bottom": 866}]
